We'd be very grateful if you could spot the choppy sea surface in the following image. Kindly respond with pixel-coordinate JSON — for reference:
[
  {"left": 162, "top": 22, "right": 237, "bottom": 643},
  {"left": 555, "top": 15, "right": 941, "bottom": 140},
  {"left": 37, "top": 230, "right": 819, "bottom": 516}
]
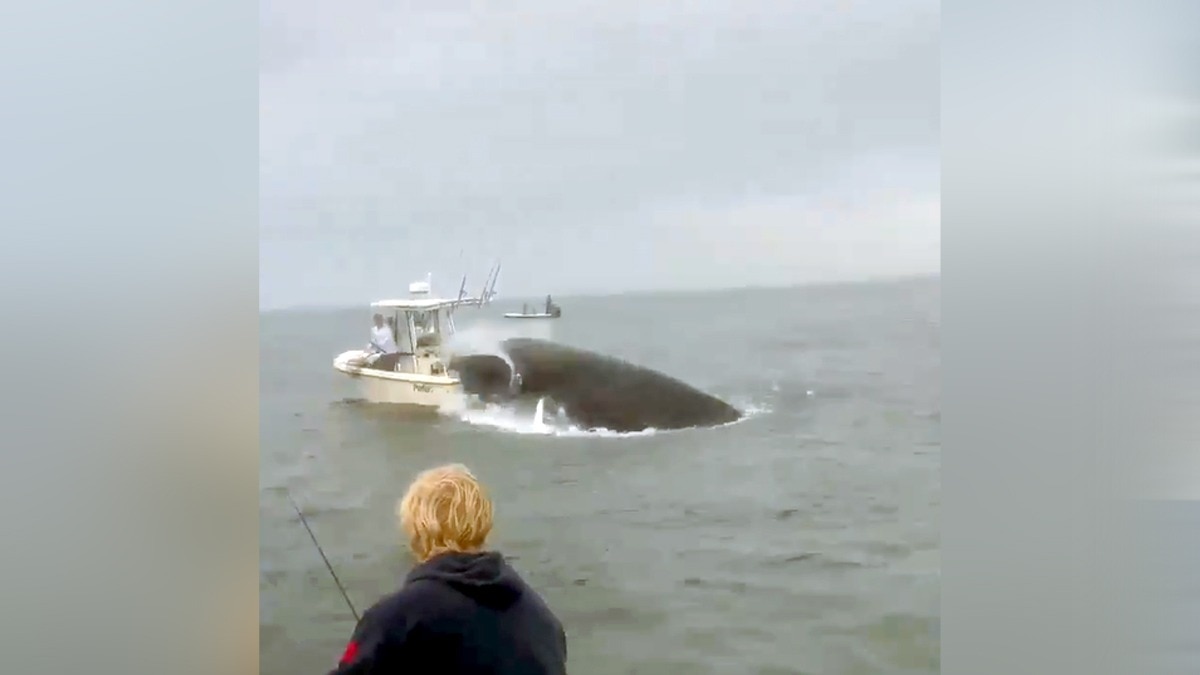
[{"left": 260, "top": 277, "right": 941, "bottom": 674}]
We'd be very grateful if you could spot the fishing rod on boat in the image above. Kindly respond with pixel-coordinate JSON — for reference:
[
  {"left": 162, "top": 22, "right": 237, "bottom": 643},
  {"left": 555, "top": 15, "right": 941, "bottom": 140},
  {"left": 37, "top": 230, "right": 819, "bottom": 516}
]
[
  {"left": 481, "top": 261, "right": 501, "bottom": 305},
  {"left": 286, "top": 491, "right": 361, "bottom": 624}
]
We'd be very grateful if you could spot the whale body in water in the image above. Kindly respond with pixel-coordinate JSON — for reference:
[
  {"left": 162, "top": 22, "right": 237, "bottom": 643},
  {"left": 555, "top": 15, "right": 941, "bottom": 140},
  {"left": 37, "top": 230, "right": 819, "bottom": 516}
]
[{"left": 448, "top": 338, "right": 741, "bottom": 432}]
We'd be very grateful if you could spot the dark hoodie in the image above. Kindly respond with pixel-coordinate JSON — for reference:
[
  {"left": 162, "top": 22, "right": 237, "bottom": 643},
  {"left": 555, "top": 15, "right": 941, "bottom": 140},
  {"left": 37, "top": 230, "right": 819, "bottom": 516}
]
[{"left": 326, "top": 551, "right": 567, "bottom": 675}]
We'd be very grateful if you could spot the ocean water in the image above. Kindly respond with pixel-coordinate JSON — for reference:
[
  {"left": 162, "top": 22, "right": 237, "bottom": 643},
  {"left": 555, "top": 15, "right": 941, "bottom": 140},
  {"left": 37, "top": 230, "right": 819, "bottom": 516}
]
[{"left": 259, "top": 276, "right": 941, "bottom": 675}]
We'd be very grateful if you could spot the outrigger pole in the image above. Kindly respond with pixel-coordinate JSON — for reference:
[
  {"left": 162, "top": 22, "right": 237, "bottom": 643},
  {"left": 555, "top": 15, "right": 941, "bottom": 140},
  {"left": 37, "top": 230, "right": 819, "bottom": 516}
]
[
  {"left": 456, "top": 273, "right": 469, "bottom": 305},
  {"left": 489, "top": 262, "right": 501, "bottom": 301},
  {"left": 476, "top": 261, "right": 501, "bottom": 307}
]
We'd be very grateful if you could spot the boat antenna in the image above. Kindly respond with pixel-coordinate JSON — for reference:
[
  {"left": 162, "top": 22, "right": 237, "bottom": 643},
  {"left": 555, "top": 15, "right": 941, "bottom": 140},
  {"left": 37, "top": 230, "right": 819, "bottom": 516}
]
[{"left": 286, "top": 491, "right": 361, "bottom": 623}]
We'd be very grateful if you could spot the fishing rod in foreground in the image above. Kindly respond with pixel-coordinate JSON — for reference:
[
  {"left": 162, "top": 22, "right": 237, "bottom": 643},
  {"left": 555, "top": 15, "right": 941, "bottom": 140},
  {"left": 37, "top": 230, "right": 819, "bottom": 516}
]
[{"left": 286, "top": 491, "right": 361, "bottom": 623}]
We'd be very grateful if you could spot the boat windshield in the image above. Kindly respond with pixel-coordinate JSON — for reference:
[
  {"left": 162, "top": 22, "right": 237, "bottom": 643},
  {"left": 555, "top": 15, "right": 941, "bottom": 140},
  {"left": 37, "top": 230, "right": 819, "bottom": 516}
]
[
  {"left": 413, "top": 310, "right": 431, "bottom": 332},
  {"left": 412, "top": 310, "right": 443, "bottom": 334}
]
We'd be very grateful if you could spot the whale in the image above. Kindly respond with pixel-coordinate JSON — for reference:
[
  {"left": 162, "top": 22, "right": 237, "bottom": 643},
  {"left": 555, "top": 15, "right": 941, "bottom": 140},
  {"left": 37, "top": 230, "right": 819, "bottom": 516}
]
[{"left": 448, "top": 338, "right": 741, "bottom": 432}]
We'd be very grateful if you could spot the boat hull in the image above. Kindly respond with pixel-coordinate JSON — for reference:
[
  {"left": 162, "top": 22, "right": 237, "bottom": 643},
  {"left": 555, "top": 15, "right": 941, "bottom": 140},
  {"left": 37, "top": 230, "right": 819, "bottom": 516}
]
[
  {"left": 333, "top": 350, "right": 463, "bottom": 408},
  {"left": 503, "top": 313, "right": 559, "bottom": 319}
]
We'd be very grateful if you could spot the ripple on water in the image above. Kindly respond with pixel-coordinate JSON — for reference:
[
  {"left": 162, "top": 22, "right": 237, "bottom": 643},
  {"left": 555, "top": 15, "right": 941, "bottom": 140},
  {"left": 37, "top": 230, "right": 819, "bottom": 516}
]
[{"left": 815, "top": 612, "right": 940, "bottom": 672}]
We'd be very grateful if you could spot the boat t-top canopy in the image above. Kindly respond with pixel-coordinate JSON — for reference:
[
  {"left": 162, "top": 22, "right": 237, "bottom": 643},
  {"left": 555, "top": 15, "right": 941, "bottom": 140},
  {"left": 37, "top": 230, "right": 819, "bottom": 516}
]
[
  {"left": 370, "top": 263, "right": 500, "bottom": 314},
  {"left": 370, "top": 298, "right": 478, "bottom": 311}
]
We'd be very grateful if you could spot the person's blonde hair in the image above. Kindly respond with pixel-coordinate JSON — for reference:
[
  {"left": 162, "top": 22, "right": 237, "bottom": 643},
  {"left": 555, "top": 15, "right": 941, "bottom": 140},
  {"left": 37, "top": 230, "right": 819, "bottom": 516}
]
[{"left": 397, "top": 463, "right": 494, "bottom": 562}]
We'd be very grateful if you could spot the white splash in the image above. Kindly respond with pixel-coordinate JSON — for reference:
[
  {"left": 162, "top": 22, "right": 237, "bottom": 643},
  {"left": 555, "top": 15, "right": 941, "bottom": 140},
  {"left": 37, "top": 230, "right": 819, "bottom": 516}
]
[
  {"left": 442, "top": 396, "right": 657, "bottom": 438},
  {"left": 442, "top": 394, "right": 779, "bottom": 437},
  {"left": 532, "top": 397, "right": 549, "bottom": 433},
  {"left": 445, "top": 323, "right": 517, "bottom": 380},
  {"left": 739, "top": 401, "right": 774, "bottom": 417}
]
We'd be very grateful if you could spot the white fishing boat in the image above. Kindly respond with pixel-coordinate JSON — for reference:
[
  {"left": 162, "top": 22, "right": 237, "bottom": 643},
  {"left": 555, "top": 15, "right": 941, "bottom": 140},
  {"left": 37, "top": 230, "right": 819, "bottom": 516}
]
[
  {"left": 332, "top": 265, "right": 499, "bottom": 408},
  {"left": 504, "top": 295, "right": 562, "bottom": 320}
]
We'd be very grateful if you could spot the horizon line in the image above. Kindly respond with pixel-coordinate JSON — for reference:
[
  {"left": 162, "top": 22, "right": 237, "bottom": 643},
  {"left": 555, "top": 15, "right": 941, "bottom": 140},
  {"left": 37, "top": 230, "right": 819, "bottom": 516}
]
[{"left": 259, "top": 271, "right": 940, "bottom": 314}]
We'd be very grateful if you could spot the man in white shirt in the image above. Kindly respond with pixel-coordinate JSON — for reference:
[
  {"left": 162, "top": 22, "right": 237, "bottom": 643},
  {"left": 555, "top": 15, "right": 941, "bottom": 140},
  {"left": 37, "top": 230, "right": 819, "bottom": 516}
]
[{"left": 369, "top": 313, "right": 399, "bottom": 355}]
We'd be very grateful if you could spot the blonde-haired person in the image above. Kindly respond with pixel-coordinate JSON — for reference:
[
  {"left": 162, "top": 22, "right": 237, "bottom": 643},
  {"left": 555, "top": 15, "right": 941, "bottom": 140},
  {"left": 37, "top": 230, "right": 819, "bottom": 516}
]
[{"left": 326, "top": 464, "right": 568, "bottom": 675}]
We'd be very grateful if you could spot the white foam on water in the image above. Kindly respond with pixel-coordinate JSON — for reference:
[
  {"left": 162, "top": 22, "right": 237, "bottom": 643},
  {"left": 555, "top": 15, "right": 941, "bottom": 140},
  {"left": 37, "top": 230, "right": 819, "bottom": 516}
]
[
  {"left": 709, "top": 397, "right": 772, "bottom": 431},
  {"left": 531, "top": 397, "right": 549, "bottom": 433},
  {"left": 440, "top": 390, "right": 778, "bottom": 438},
  {"left": 440, "top": 395, "right": 658, "bottom": 438},
  {"left": 737, "top": 400, "right": 774, "bottom": 417}
]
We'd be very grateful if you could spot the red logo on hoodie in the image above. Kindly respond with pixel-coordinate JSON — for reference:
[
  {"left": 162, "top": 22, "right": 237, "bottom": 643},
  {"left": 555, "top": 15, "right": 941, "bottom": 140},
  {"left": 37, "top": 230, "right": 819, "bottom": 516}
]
[{"left": 339, "top": 641, "right": 359, "bottom": 664}]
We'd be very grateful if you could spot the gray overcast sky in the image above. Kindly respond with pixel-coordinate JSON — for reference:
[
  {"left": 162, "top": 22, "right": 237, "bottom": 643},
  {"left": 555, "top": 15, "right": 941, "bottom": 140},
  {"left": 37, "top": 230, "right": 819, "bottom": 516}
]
[{"left": 260, "top": 0, "right": 940, "bottom": 309}]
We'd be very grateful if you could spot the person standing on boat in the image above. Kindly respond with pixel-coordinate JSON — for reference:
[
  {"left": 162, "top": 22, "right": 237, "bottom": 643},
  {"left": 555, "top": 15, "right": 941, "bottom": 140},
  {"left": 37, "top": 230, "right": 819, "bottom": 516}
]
[
  {"left": 368, "top": 313, "right": 399, "bottom": 355},
  {"left": 326, "top": 463, "right": 568, "bottom": 675}
]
